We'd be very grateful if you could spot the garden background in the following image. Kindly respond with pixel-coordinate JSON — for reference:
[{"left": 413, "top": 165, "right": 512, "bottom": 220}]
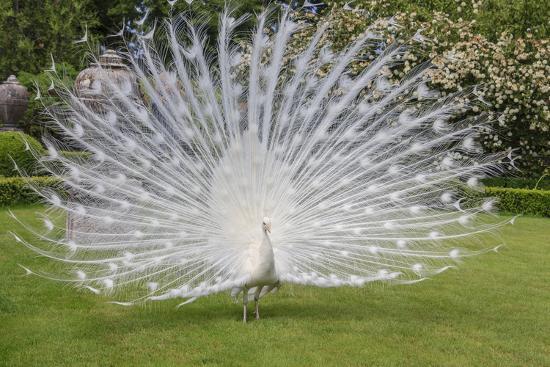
[
  {"left": 0, "top": 0, "right": 548, "bottom": 211},
  {"left": 0, "top": 1, "right": 549, "bottom": 366}
]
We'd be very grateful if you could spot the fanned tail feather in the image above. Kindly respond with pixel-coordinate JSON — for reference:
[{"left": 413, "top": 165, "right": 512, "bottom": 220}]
[{"left": 13, "top": 9, "right": 511, "bottom": 306}]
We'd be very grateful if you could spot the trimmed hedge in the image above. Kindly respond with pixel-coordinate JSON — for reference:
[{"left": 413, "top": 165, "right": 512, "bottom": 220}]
[
  {"left": 0, "top": 176, "right": 59, "bottom": 207},
  {"left": 0, "top": 131, "right": 92, "bottom": 180},
  {"left": 0, "top": 131, "right": 44, "bottom": 177},
  {"left": 482, "top": 177, "right": 550, "bottom": 190},
  {"left": 60, "top": 150, "right": 92, "bottom": 160},
  {"left": 486, "top": 187, "right": 550, "bottom": 217},
  {"left": 1, "top": 176, "right": 548, "bottom": 216}
]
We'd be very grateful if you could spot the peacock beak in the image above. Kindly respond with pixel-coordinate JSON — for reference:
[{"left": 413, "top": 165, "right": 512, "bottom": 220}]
[{"left": 262, "top": 217, "right": 272, "bottom": 234}]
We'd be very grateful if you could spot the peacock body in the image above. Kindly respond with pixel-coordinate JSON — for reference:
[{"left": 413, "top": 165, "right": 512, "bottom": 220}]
[{"left": 13, "top": 9, "right": 512, "bottom": 321}]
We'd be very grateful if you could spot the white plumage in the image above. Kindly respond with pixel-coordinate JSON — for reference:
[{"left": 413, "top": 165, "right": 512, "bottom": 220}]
[{"left": 14, "top": 9, "right": 512, "bottom": 321}]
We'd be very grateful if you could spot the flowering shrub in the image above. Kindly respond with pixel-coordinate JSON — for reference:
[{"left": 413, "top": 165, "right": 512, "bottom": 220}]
[{"left": 240, "top": 2, "right": 548, "bottom": 176}]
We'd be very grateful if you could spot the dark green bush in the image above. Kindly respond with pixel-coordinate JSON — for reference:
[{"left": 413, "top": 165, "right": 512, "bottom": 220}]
[
  {"left": 0, "top": 131, "right": 44, "bottom": 177},
  {"left": 482, "top": 177, "right": 550, "bottom": 190},
  {"left": 0, "top": 176, "right": 60, "bottom": 207},
  {"left": 17, "top": 65, "right": 80, "bottom": 140},
  {"left": 0, "top": 131, "right": 91, "bottom": 179},
  {"left": 486, "top": 187, "right": 550, "bottom": 217}
]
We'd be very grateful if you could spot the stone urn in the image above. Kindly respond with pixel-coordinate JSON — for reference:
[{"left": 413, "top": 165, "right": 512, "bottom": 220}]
[
  {"left": 74, "top": 49, "right": 139, "bottom": 112},
  {"left": 0, "top": 75, "right": 29, "bottom": 130}
]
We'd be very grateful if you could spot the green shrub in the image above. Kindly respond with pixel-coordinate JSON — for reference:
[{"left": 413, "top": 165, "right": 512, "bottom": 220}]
[
  {"left": 60, "top": 150, "right": 92, "bottom": 160},
  {"left": 0, "top": 131, "right": 44, "bottom": 177},
  {"left": 17, "top": 65, "right": 79, "bottom": 140},
  {"left": 0, "top": 176, "right": 60, "bottom": 207},
  {"left": 327, "top": 0, "right": 548, "bottom": 40},
  {"left": 483, "top": 177, "right": 550, "bottom": 190},
  {"left": 486, "top": 187, "right": 550, "bottom": 217}
]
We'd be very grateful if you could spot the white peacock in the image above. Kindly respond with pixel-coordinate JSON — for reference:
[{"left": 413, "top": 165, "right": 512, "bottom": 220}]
[{"left": 12, "top": 9, "right": 512, "bottom": 322}]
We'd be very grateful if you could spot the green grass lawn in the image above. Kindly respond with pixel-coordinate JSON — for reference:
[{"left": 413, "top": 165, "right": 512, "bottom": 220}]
[{"left": 0, "top": 206, "right": 549, "bottom": 366}]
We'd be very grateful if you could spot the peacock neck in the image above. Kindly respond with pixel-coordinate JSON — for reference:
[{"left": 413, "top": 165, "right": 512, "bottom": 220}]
[
  {"left": 260, "top": 231, "right": 274, "bottom": 254},
  {"left": 247, "top": 229, "right": 277, "bottom": 285}
]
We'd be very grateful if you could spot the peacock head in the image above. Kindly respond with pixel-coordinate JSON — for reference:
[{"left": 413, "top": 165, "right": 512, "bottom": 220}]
[{"left": 262, "top": 217, "right": 272, "bottom": 234}]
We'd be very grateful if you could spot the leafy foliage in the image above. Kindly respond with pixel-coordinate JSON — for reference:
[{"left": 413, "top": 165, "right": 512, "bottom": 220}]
[
  {"left": 1, "top": 0, "right": 264, "bottom": 138},
  {"left": 16, "top": 64, "right": 79, "bottom": 139},
  {"left": 59, "top": 150, "right": 92, "bottom": 160},
  {"left": 486, "top": 187, "right": 550, "bottom": 217},
  {"left": 0, "top": 176, "right": 59, "bottom": 206},
  {"left": 97, "top": 0, "right": 264, "bottom": 40},
  {"left": 243, "top": 2, "right": 549, "bottom": 176},
  {"left": 0, "top": 0, "right": 548, "bottom": 177},
  {"left": 0, "top": 0, "right": 265, "bottom": 80},
  {"left": 0, "top": 0, "right": 99, "bottom": 79},
  {"left": 327, "top": 0, "right": 547, "bottom": 41},
  {"left": 0, "top": 132, "right": 43, "bottom": 177},
  {"left": 482, "top": 177, "right": 550, "bottom": 190},
  {"left": 0, "top": 131, "right": 89, "bottom": 178}
]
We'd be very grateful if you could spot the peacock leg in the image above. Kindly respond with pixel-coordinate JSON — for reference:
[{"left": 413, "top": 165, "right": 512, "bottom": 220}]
[
  {"left": 254, "top": 287, "right": 262, "bottom": 320},
  {"left": 242, "top": 287, "right": 248, "bottom": 323}
]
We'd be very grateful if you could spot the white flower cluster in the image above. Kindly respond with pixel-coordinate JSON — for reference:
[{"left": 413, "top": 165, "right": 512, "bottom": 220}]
[{"left": 238, "top": 4, "right": 548, "bottom": 175}]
